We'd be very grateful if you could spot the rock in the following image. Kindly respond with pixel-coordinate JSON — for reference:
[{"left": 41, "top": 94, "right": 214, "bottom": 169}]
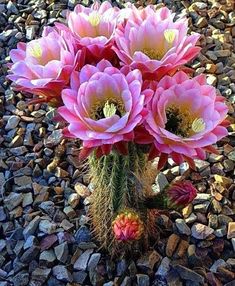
[
  {"left": 166, "top": 234, "right": 180, "bottom": 257},
  {"left": 53, "top": 265, "right": 73, "bottom": 282},
  {"left": 68, "top": 193, "right": 80, "bottom": 208},
  {"left": 191, "top": 223, "right": 214, "bottom": 240},
  {"left": 195, "top": 17, "right": 208, "bottom": 28},
  {"left": 74, "top": 249, "right": 93, "bottom": 271},
  {"left": 175, "top": 265, "right": 204, "bottom": 284},
  {"left": 20, "top": 246, "right": 40, "bottom": 263},
  {"left": 0, "top": 207, "right": 6, "bottom": 221},
  {"left": 210, "top": 259, "right": 227, "bottom": 273},
  {"left": 22, "top": 193, "right": 33, "bottom": 207},
  {"left": 5, "top": 115, "right": 20, "bottom": 130},
  {"left": 88, "top": 253, "right": 101, "bottom": 271},
  {"left": 75, "top": 182, "right": 91, "bottom": 198},
  {"left": 23, "top": 216, "right": 41, "bottom": 239},
  {"left": 39, "top": 250, "right": 56, "bottom": 265},
  {"left": 227, "top": 222, "right": 235, "bottom": 239},
  {"left": 154, "top": 173, "right": 169, "bottom": 193},
  {"left": 136, "top": 274, "right": 150, "bottom": 286},
  {"left": 175, "top": 240, "right": 189, "bottom": 258},
  {"left": 24, "top": 235, "right": 38, "bottom": 249},
  {"left": 73, "top": 271, "right": 87, "bottom": 284},
  {"left": 193, "top": 193, "right": 211, "bottom": 204},
  {"left": 156, "top": 257, "right": 171, "bottom": 276},
  {"left": 175, "top": 219, "right": 191, "bottom": 235},
  {"left": 26, "top": 26, "right": 36, "bottom": 40},
  {"left": 54, "top": 242, "right": 68, "bottom": 264},
  {"left": 4, "top": 192, "right": 23, "bottom": 211},
  {"left": 31, "top": 268, "right": 51, "bottom": 284},
  {"left": 39, "top": 220, "right": 57, "bottom": 234},
  {"left": 228, "top": 150, "right": 235, "bottom": 161},
  {"left": 14, "top": 176, "right": 32, "bottom": 186},
  {"left": 40, "top": 234, "right": 57, "bottom": 251},
  {"left": 75, "top": 226, "right": 91, "bottom": 244},
  {"left": 12, "top": 272, "right": 29, "bottom": 286},
  {"left": 39, "top": 201, "right": 55, "bottom": 217},
  {"left": 137, "top": 251, "right": 161, "bottom": 272},
  {"left": 232, "top": 238, "right": 235, "bottom": 251}
]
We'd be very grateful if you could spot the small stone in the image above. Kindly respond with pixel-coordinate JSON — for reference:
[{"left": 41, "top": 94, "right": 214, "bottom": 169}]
[
  {"left": 194, "top": 202, "right": 210, "bottom": 213},
  {"left": 54, "top": 242, "right": 69, "bottom": 263},
  {"left": 14, "top": 176, "right": 32, "bottom": 186},
  {"left": 23, "top": 216, "right": 41, "bottom": 239},
  {"left": 20, "top": 246, "right": 40, "bottom": 264},
  {"left": 75, "top": 183, "right": 91, "bottom": 198},
  {"left": 74, "top": 249, "right": 93, "bottom": 271},
  {"left": 26, "top": 26, "right": 36, "bottom": 40},
  {"left": 75, "top": 226, "right": 91, "bottom": 244},
  {"left": 40, "top": 234, "right": 58, "bottom": 251},
  {"left": 196, "top": 17, "right": 208, "bottom": 28},
  {"left": 210, "top": 259, "right": 227, "bottom": 273},
  {"left": 22, "top": 193, "right": 33, "bottom": 207},
  {"left": 182, "top": 204, "right": 192, "bottom": 218},
  {"left": 5, "top": 115, "right": 20, "bottom": 130},
  {"left": 232, "top": 238, "right": 235, "bottom": 251},
  {"left": 53, "top": 265, "right": 73, "bottom": 282},
  {"left": 24, "top": 235, "right": 38, "bottom": 249},
  {"left": 73, "top": 271, "right": 87, "bottom": 284},
  {"left": 137, "top": 251, "right": 161, "bottom": 271},
  {"left": 227, "top": 222, "right": 235, "bottom": 239},
  {"left": 175, "top": 265, "right": 204, "bottom": 284},
  {"left": 31, "top": 268, "right": 51, "bottom": 284},
  {"left": 175, "top": 240, "right": 189, "bottom": 258},
  {"left": 39, "top": 201, "right": 55, "bottom": 217},
  {"left": 228, "top": 150, "right": 235, "bottom": 162},
  {"left": 214, "top": 175, "right": 233, "bottom": 186},
  {"left": 12, "top": 272, "right": 29, "bottom": 286},
  {"left": 214, "top": 50, "right": 231, "bottom": 57},
  {"left": 0, "top": 207, "right": 6, "bottom": 221},
  {"left": 68, "top": 193, "right": 80, "bottom": 208},
  {"left": 154, "top": 172, "right": 169, "bottom": 193},
  {"left": 63, "top": 206, "right": 76, "bottom": 218},
  {"left": 4, "top": 192, "right": 23, "bottom": 211},
  {"left": 191, "top": 223, "right": 214, "bottom": 240},
  {"left": 175, "top": 219, "right": 191, "bottom": 235},
  {"left": 88, "top": 253, "right": 101, "bottom": 271},
  {"left": 166, "top": 234, "right": 180, "bottom": 257},
  {"left": 208, "top": 214, "right": 218, "bottom": 229},
  {"left": 39, "top": 220, "right": 57, "bottom": 234},
  {"left": 136, "top": 274, "right": 150, "bottom": 286},
  {"left": 206, "top": 74, "right": 217, "bottom": 85},
  {"left": 156, "top": 257, "right": 171, "bottom": 276},
  {"left": 39, "top": 250, "right": 56, "bottom": 264},
  {"left": 193, "top": 193, "right": 211, "bottom": 204}
]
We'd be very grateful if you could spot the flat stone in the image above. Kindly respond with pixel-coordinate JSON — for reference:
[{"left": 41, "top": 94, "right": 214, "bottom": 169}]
[
  {"left": 232, "top": 238, "right": 235, "bottom": 251},
  {"left": 23, "top": 216, "right": 41, "bottom": 239},
  {"left": 39, "top": 250, "right": 56, "bottom": 264},
  {"left": 54, "top": 242, "right": 68, "bottom": 263},
  {"left": 166, "top": 234, "right": 180, "bottom": 257},
  {"left": 12, "top": 272, "right": 29, "bottom": 286},
  {"left": 0, "top": 207, "right": 6, "bottom": 221},
  {"left": 210, "top": 259, "right": 227, "bottom": 273},
  {"left": 75, "top": 182, "right": 91, "bottom": 198},
  {"left": 39, "top": 220, "right": 57, "bottom": 234},
  {"left": 175, "top": 219, "right": 191, "bottom": 235},
  {"left": 136, "top": 274, "right": 150, "bottom": 286},
  {"left": 137, "top": 251, "right": 161, "bottom": 271},
  {"left": 20, "top": 246, "right": 40, "bottom": 263},
  {"left": 175, "top": 265, "right": 204, "bottom": 284},
  {"left": 4, "top": 192, "right": 23, "bottom": 211},
  {"left": 227, "top": 222, "right": 235, "bottom": 239},
  {"left": 68, "top": 193, "right": 80, "bottom": 208},
  {"left": 191, "top": 223, "right": 214, "bottom": 240},
  {"left": 40, "top": 234, "right": 58, "bottom": 251},
  {"left": 74, "top": 249, "right": 93, "bottom": 271},
  {"left": 154, "top": 172, "right": 169, "bottom": 193},
  {"left": 73, "top": 271, "right": 87, "bottom": 284},
  {"left": 87, "top": 253, "right": 101, "bottom": 271},
  {"left": 31, "top": 268, "right": 51, "bottom": 284},
  {"left": 5, "top": 115, "right": 20, "bottom": 130},
  {"left": 53, "top": 265, "right": 73, "bottom": 282},
  {"left": 14, "top": 176, "right": 32, "bottom": 186},
  {"left": 75, "top": 226, "right": 91, "bottom": 244},
  {"left": 156, "top": 257, "right": 171, "bottom": 276}
]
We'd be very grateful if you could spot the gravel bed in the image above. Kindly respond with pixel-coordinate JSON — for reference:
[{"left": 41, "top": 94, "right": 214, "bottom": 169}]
[{"left": 0, "top": 0, "right": 234, "bottom": 285}]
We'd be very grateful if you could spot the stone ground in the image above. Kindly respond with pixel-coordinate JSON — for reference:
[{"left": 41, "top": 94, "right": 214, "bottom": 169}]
[{"left": 0, "top": 0, "right": 235, "bottom": 285}]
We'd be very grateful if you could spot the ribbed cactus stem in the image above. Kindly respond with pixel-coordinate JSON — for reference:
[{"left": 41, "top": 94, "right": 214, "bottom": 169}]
[{"left": 88, "top": 143, "right": 150, "bottom": 253}]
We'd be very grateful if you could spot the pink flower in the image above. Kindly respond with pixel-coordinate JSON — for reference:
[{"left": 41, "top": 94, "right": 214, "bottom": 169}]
[
  {"left": 58, "top": 60, "right": 153, "bottom": 154},
  {"left": 56, "top": 1, "right": 119, "bottom": 63},
  {"left": 112, "top": 210, "right": 144, "bottom": 241},
  {"left": 7, "top": 28, "right": 82, "bottom": 105},
  {"left": 167, "top": 181, "right": 197, "bottom": 208},
  {"left": 144, "top": 71, "right": 228, "bottom": 168},
  {"left": 114, "top": 6, "right": 201, "bottom": 79}
]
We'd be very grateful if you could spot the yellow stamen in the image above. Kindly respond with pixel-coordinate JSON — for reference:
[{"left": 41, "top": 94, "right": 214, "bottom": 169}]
[
  {"left": 164, "top": 29, "right": 176, "bottom": 44},
  {"left": 29, "top": 43, "right": 42, "bottom": 58},
  {"left": 192, "top": 118, "right": 206, "bottom": 133},
  {"left": 142, "top": 48, "right": 164, "bottom": 60},
  {"left": 88, "top": 11, "right": 101, "bottom": 27},
  {"left": 103, "top": 101, "right": 117, "bottom": 118}
]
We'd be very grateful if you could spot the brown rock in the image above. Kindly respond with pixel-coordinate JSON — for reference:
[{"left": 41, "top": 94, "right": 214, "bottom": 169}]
[
  {"left": 176, "top": 240, "right": 189, "bottom": 258},
  {"left": 166, "top": 234, "right": 180, "bottom": 257},
  {"left": 227, "top": 222, "right": 235, "bottom": 239}
]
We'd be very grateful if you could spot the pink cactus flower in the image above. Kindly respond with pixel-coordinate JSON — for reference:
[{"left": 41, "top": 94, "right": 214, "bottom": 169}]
[
  {"left": 112, "top": 210, "right": 144, "bottom": 241},
  {"left": 7, "top": 28, "right": 83, "bottom": 105},
  {"left": 144, "top": 71, "right": 228, "bottom": 168},
  {"left": 114, "top": 5, "right": 201, "bottom": 79},
  {"left": 56, "top": 1, "right": 119, "bottom": 63},
  {"left": 167, "top": 181, "right": 197, "bottom": 208},
  {"left": 58, "top": 60, "right": 153, "bottom": 155}
]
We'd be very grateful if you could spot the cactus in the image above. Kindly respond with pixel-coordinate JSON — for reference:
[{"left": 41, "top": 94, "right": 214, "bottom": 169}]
[{"left": 88, "top": 143, "right": 156, "bottom": 255}]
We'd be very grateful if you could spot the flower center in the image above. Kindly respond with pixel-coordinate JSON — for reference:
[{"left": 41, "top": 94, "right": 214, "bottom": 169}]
[
  {"left": 29, "top": 43, "right": 42, "bottom": 58},
  {"left": 142, "top": 29, "right": 176, "bottom": 60},
  {"left": 90, "top": 98, "right": 125, "bottom": 120},
  {"left": 88, "top": 12, "right": 101, "bottom": 27},
  {"left": 165, "top": 105, "right": 205, "bottom": 137}
]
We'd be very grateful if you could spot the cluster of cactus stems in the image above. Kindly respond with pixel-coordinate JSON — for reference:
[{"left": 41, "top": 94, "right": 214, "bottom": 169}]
[{"left": 88, "top": 142, "right": 160, "bottom": 255}]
